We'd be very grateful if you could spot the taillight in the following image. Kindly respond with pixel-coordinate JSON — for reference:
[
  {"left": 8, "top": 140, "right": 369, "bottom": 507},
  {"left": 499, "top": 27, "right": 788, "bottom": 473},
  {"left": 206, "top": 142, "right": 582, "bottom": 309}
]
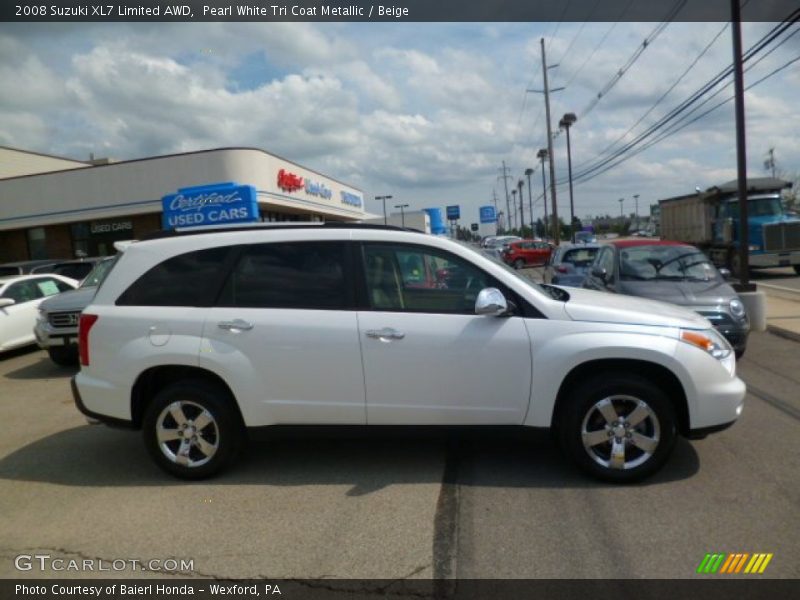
[
  {"left": 79, "top": 314, "right": 99, "bottom": 366},
  {"left": 557, "top": 265, "right": 568, "bottom": 273}
]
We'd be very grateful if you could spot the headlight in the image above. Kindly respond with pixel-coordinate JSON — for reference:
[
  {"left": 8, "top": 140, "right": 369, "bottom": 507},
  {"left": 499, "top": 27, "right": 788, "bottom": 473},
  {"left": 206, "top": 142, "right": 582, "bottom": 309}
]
[
  {"left": 729, "top": 298, "right": 746, "bottom": 319},
  {"left": 680, "top": 328, "right": 732, "bottom": 360}
]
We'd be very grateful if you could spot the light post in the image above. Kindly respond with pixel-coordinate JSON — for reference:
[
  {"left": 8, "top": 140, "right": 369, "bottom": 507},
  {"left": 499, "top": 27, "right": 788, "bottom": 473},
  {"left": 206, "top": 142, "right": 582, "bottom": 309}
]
[
  {"left": 619, "top": 198, "right": 624, "bottom": 218},
  {"left": 517, "top": 179, "right": 525, "bottom": 237},
  {"left": 394, "top": 203, "right": 409, "bottom": 228},
  {"left": 537, "top": 149, "right": 549, "bottom": 240},
  {"left": 374, "top": 195, "right": 392, "bottom": 225},
  {"left": 511, "top": 190, "right": 517, "bottom": 231},
  {"left": 524, "top": 168, "right": 534, "bottom": 236},
  {"left": 559, "top": 112, "right": 577, "bottom": 242}
]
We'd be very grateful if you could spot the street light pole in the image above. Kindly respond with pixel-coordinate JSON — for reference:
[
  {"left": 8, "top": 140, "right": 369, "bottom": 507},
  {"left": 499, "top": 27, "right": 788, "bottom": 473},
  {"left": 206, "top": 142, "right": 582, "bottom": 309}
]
[
  {"left": 394, "top": 203, "right": 409, "bottom": 228},
  {"left": 559, "top": 112, "right": 577, "bottom": 243},
  {"left": 511, "top": 189, "right": 517, "bottom": 231},
  {"left": 619, "top": 198, "right": 624, "bottom": 218},
  {"left": 537, "top": 148, "right": 549, "bottom": 240},
  {"left": 517, "top": 179, "right": 525, "bottom": 236},
  {"left": 375, "top": 195, "right": 392, "bottom": 225},
  {"left": 524, "top": 168, "right": 534, "bottom": 236}
]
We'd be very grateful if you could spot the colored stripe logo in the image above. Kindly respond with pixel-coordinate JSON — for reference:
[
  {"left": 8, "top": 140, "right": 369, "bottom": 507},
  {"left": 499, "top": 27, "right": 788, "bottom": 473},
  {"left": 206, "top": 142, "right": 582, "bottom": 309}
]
[{"left": 697, "top": 553, "right": 773, "bottom": 574}]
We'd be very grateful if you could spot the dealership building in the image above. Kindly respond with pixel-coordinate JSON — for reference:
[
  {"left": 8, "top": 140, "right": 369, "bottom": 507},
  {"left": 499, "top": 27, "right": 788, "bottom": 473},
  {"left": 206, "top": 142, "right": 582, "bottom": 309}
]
[{"left": 0, "top": 146, "right": 367, "bottom": 262}]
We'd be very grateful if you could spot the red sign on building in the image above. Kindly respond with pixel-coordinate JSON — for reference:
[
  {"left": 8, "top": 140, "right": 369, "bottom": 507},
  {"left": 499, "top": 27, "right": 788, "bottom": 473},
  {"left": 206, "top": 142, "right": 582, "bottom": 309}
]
[{"left": 277, "top": 169, "right": 304, "bottom": 192}]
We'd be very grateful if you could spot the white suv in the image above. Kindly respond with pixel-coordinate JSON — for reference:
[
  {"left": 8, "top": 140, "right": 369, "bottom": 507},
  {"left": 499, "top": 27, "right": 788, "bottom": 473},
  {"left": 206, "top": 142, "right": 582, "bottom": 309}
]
[{"left": 72, "top": 224, "right": 745, "bottom": 482}]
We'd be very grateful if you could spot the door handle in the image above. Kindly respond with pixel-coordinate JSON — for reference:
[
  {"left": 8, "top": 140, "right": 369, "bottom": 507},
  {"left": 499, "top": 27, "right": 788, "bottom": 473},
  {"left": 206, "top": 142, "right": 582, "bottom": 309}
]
[
  {"left": 365, "top": 328, "right": 405, "bottom": 341},
  {"left": 217, "top": 319, "right": 254, "bottom": 332}
]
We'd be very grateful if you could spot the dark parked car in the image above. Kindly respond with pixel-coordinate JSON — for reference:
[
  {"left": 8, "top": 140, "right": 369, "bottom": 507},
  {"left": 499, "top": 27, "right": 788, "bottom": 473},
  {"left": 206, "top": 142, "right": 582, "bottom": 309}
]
[
  {"left": 31, "top": 257, "right": 105, "bottom": 283},
  {"left": 0, "top": 259, "right": 60, "bottom": 277},
  {"left": 543, "top": 243, "right": 601, "bottom": 287},
  {"left": 583, "top": 240, "right": 749, "bottom": 357}
]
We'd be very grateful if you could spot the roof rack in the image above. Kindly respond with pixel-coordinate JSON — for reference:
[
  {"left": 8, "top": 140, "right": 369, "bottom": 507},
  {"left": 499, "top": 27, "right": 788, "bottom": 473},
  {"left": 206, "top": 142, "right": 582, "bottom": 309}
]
[{"left": 139, "top": 221, "right": 413, "bottom": 241}]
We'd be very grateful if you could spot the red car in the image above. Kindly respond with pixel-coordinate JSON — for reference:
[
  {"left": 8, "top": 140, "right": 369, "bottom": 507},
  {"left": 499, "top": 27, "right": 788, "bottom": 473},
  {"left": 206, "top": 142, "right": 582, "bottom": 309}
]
[{"left": 502, "top": 240, "right": 553, "bottom": 269}]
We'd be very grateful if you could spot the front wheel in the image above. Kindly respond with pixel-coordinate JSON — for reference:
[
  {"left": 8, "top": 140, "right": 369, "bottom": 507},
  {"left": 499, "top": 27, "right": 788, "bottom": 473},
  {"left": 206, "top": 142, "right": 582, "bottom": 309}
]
[
  {"left": 143, "top": 380, "right": 244, "bottom": 479},
  {"left": 514, "top": 258, "right": 525, "bottom": 270},
  {"left": 47, "top": 345, "right": 78, "bottom": 366},
  {"left": 558, "top": 375, "right": 677, "bottom": 483}
]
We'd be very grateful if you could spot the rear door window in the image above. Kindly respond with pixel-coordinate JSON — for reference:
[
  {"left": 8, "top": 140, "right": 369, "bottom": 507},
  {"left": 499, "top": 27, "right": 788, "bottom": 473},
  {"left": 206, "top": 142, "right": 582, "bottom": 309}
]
[{"left": 217, "top": 242, "right": 350, "bottom": 310}]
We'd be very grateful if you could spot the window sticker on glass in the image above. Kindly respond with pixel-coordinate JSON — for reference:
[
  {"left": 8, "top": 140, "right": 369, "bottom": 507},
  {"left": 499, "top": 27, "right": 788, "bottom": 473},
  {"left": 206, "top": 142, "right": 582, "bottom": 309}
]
[{"left": 37, "top": 280, "right": 60, "bottom": 296}]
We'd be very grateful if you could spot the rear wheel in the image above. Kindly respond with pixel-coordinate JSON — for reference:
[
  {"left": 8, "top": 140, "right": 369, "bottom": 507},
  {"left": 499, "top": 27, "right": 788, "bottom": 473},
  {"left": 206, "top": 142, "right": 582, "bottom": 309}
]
[
  {"left": 47, "top": 345, "right": 78, "bottom": 367},
  {"left": 558, "top": 374, "right": 677, "bottom": 483},
  {"left": 143, "top": 380, "right": 244, "bottom": 479},
  {"left": 514, "top": 258, "right": 525, "bottom": 270}
]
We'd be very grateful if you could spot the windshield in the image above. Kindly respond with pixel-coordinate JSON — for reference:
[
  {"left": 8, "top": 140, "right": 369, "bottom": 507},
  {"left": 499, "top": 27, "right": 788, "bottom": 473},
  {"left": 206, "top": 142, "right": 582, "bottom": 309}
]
[
  {"left": 619, "top": 246, "right": 721, "bottom": 282},
  {"left": 475, "top": 244, "right": 568, "bottom": 299},
  {"left": 726, "top": 196, "right": 784, "bottom": 218},
  {"left": 80, "top": 256, "right": 119, "bottom": 288}
]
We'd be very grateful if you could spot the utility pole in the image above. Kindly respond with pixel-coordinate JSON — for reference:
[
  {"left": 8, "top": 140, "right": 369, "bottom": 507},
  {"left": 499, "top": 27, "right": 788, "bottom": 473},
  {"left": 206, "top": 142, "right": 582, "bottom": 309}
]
[
  {"left": 731, "top": 0, "right": 751, "bottom": 288},
  {"left": 518, "top": 179, "right": 525, "bottom": 236},
  {"left": 541, "top": 38, "right": 560, "bottom": 245},
  {"left": 499, "top": 162, "right": 513, "bottom": 234}
]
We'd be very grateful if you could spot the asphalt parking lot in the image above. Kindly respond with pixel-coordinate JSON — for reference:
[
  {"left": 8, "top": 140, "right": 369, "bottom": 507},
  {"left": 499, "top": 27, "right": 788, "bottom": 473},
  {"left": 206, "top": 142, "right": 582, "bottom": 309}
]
[{"left": 1, "top": 324, "right": 798, "bottom": 580}]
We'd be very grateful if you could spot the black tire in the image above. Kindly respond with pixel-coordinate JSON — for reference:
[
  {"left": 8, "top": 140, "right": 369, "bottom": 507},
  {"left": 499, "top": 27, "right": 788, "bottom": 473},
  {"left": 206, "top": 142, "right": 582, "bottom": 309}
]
[
  {"left": 558, "top": 374, "right": 677, "bottom": 483},
  {"left": 47, "top": 345, "right": 78, "bottom": 367},
  {"left": 794, "top": 265, "right": 800, "bottom": 276},
  {"left": 514, "top": 258, "right": 525, "bottom": 270},
  {"left": 143, "top": 380, "right": 244, "bottom": 480},
  {"left": 735, "top": 348, "right": 745, "bottom": 360}
]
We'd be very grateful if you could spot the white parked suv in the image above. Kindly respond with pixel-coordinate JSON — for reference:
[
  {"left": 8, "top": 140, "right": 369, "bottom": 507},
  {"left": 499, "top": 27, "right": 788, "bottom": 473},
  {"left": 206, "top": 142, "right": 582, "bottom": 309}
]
[{"left": 73, "top": 224, "right": 745, "bottom": 482}]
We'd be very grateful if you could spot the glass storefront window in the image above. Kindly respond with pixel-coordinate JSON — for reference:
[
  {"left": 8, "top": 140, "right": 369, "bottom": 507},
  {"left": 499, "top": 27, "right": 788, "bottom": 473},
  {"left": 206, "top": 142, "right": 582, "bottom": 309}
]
[{"left": 27, "top": 227, "right": 47, "bottom": 259}]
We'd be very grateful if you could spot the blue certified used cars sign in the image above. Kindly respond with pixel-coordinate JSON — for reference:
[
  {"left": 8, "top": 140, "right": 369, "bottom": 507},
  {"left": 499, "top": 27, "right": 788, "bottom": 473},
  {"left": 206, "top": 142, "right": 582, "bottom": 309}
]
[
  {"left": 446, "top": 205, "right": 461, "bottom": 220},
  {"left": 161, "top": 182, "right": 259, "bottom": 229}
]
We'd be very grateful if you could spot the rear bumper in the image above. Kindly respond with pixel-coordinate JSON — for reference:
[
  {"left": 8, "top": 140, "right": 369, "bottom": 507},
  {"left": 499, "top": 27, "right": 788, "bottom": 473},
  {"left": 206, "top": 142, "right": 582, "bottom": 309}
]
[{"left": 71, "top": 375, "right": 135, "bottom": 429}]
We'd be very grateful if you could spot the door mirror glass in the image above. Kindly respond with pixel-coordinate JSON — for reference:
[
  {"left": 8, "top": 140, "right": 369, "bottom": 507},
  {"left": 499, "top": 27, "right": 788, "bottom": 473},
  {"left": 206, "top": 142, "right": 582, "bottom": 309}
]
[
  {"left": 475, "top": 287, "right": 508, "bottom": 316},
  {"left": 591, "top": 266, "right": 607, "bottom": 282}
]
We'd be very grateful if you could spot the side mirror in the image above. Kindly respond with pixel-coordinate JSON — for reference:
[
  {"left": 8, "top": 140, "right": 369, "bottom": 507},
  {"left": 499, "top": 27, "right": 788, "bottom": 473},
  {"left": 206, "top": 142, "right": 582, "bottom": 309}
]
[
  {"left": 718, "top": 268, "right": 732, "bottom": 279},
  {"left": 0, "top": 298, "right": 15, "bottom": 308},
  {"left": 591, "top": 266, "right": 607, "bottom": 282},
  {"left": 475, "top": 287, "right": 509, "bottom": 316}
]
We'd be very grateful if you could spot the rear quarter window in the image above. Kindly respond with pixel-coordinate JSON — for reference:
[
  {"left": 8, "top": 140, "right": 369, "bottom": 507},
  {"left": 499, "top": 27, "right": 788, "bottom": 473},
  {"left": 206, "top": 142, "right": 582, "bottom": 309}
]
[{"left": 116, "top": 247, "right": 232, "bottom": 307}]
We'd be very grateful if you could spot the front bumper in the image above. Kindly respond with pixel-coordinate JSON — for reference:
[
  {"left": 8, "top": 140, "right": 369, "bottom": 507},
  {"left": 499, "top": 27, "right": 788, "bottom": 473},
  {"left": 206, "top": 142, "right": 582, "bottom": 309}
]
[
  {"left": 34, "top": 320, "right": 78, "bottom": 350},
  {"left": 749, "top": 251, "right": 800, "bottom": 268}
]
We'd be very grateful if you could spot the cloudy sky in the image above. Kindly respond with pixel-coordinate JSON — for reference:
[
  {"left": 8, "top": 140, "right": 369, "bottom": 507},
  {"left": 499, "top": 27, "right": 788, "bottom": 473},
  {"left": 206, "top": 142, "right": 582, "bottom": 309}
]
[{"left": 1, "top": 21, "right": 798, "bottom": 224}]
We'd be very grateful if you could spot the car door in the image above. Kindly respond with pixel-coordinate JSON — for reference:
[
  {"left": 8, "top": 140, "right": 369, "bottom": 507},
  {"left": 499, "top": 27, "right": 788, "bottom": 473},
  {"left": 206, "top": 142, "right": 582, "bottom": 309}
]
[
  {"left": 357, "top": 242, "right": 532, "bottom": 425},
  {"left": 202, "top": 241, "right": 366, "bottom": 425},
  {"left": 0, "top": 279, "right": 45, "bottom": 349},
  {"left": 584, "top": 246, "right": 616, "bottom": 291}
]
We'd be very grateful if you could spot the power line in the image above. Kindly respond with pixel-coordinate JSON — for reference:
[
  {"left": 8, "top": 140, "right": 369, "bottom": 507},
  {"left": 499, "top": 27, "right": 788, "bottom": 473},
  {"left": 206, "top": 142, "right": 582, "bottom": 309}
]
[
  {"left": 592, "top": 22, "right": 730, "bottom": 161},
  {"left": 569, "top": 16, "right": 799, "bottom": 183},
  {"left": 580, "top": 0, "right": 688, "bottom": 118},
  {"left": 570, "top": 51, "right": 800, "bottom": 186}
]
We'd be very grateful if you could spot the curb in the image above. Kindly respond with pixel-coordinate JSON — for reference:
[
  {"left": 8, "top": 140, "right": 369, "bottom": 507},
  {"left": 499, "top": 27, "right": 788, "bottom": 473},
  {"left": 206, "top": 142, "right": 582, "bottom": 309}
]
[
  {"left": 767, "top": 324, "right": 800, "bottom": 344},
  {"left": 758, "top": 283, "right": 800, "bottom": 302}
]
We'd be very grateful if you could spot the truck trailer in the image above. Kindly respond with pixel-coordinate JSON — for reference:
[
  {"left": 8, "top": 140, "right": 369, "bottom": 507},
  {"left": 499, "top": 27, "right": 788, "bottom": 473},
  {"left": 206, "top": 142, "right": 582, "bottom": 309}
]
[{"left": 658, "top": 177, "right": 800, "bottom": 275}]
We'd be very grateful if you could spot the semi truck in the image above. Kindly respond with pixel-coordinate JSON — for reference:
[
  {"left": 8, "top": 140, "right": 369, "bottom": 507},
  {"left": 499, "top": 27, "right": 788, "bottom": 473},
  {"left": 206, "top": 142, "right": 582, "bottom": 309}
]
[{"left": 659, "top": 177, "right": 800, "bottom": 275}]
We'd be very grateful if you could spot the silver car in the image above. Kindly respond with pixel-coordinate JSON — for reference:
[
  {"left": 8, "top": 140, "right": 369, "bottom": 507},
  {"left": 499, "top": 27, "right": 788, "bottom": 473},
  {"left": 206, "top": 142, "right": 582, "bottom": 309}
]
[{"left": 583, "top": 240, "right": 749, "bottom": 357}]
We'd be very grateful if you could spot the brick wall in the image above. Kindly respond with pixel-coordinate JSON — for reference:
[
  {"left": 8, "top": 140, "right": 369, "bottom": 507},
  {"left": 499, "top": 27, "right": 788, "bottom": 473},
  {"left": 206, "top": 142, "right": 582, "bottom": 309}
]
[
  {"left": 0, "top": 230, "right": 30, "bottom": 262},
  {"left": 45, "top": 224, "right": 74, "bottom": 259}
]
